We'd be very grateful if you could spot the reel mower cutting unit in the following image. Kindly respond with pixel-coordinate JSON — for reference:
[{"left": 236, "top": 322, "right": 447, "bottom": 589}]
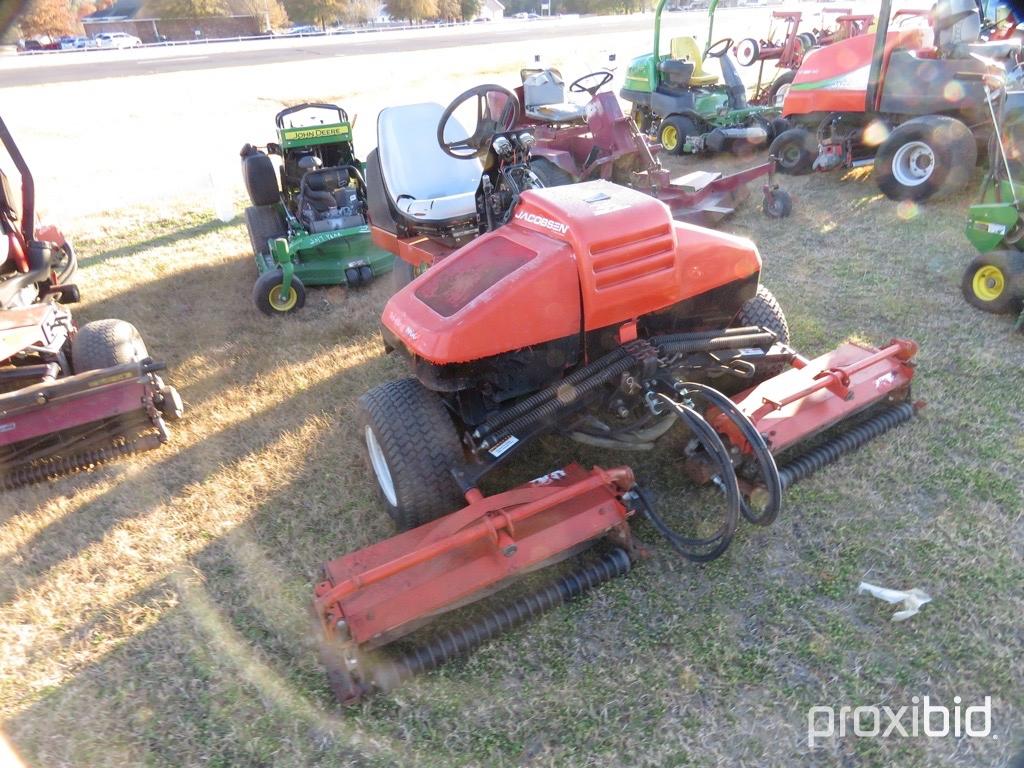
[
  {"left": 621, "top": 0, "right": 790, "bottom": 157},
  {"left": 960, "top": 70, "right": 1024, "bottom": 328},
  {"left": 0, "top": 116, "right": 182, "bottom": 490},
  {"left": 240, "top": 104, "right": 393, "bottom": 315},
  {"left": 516, "top": 69, "right": 793, "bottom": 225},
  {"left": 313, "top": 178, "right": 921, "bottom": 703}
]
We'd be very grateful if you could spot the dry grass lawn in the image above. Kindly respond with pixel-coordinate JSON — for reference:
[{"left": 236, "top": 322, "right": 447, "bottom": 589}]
[{"left": 1, "top": 153, "right": 1022, "bottom": 767}]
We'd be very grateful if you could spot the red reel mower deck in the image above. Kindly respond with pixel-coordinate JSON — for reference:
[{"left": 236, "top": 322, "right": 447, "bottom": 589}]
[{"left": 313, "top": 337, "right": 919, "bottom": 704}]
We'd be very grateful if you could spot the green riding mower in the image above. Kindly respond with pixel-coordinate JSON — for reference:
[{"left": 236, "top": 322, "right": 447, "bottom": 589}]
[
  {"left": 961, "top": 72, "right": 1024, "bottom": 329},
  {"left": 621, "top": 0, "right": 789, "bottom": 156},
  {"left": 240, "top": 104, "right": 392, "bottom": 316}
]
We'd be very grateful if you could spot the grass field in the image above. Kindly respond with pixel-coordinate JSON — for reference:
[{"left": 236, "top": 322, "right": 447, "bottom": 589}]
[{"left": 1, "top": 149, "right": 1023, "bottom": 766}]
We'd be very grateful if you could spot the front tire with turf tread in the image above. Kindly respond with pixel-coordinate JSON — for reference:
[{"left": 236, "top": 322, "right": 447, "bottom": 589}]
[
  {"left": 253, "top": 269, "right": 305, "bottom": 315},
  {"left": 358, "top": 378, "right": 466, "bottom": 530},
  {"left": 71, "top": 319, "right": 149, "bottom": 372},
  {"left": 874, "top": 116, "right": 974, "bottom": 201},
  {"left": 769, "top": 127, "right": 816, "bottom": 175},
  {"left": 529, "top": 158, "right": 576, "bottom": 187},
  {"left": 659, "top": 115, "right": 699, "bottom": 155},
  {"left": 736, "top": 285, "right": 790, "bottom": 378}
]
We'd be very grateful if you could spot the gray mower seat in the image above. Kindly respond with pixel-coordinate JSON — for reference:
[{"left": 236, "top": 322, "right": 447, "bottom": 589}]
[
  {"left": 523, "top": 69, "right": 588, "bottom": 124},
  {"left": 377, "top": 102, "right": 482, "bottom": 223}
]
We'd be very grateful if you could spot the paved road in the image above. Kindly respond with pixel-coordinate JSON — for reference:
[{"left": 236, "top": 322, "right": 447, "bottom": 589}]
[{"left": 0, "top": 12, "right": 729, "bottom": 88}]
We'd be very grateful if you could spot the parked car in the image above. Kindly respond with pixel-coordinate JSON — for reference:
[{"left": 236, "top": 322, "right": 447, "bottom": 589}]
[
  {"left": 93, "top": 32, "right": 142, "bottom": 49},
  {"left": 59, "top": 35, "right": 90, "bottom": 49}
]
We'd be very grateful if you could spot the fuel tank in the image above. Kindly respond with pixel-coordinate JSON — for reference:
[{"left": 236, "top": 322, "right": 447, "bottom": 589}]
[{"left": 381, "top": 180, "right": 761, "bottom": 365}]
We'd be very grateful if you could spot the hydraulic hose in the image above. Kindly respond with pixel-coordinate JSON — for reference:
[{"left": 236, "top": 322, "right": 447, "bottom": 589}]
[
  {"left": 680, "top": 381, "right": 783, "bottom": 527},
  {"left": 637, "top": 397, "right": 741, "bottom": 563}
]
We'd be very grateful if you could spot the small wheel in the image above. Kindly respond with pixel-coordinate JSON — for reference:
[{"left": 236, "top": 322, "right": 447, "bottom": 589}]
[
  {"left": 736, "top": 285, "right": 790, "bottom": 378},
  {"left": 242, "top": 152, "right": 279, "bottom": 207},
  {"left": 71, "top": 319, "right": 149, "bottom": 372},
  {"left": 768, "top": 117, "right": 791, "bottom": 142},
  {"left": 763, "top": 188, "right": 793, "bottom": 218},
  {"left": 769, "top": 127, "right": 816, "bottom": 175},
  {"left": 529, "top": 157, "right": 576, "bottom": 186},
  {"left": 735, "top": 38, "right": 760, "bottom": 66},
  {"left": 357, "top": 377, "right": 466, "bottom": 530},
  {"left": 157, "top": 385, "right": 184, "bottom": 421},
  {"left": 659, "top": 115, "right": 699, "bottom": 155},
  {"left": 358, "top": 265, "right": 373, "bottom": 284},
  {"left": 961, "top": 251, "right": 1024, "bottom": 314},
  {"left": 766, "top": 70, "right": 796, "bottom": 107},
  {"left": 875, "top": 116, "right": 974, "bottom": 201},
  {"left": 253, "top": 270, "right": 306, "bottom": 315}
]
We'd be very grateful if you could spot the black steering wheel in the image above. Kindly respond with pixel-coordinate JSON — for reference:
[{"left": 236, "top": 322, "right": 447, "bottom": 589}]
[
  {"left": 705, "top": 38, "right": 734, "bottom": 58},
  {"left": 569, "top": 70, "right": 614, "bottom": 96},
  {"left": 436, "top": 84, "right": 521, "bottom": 160}
]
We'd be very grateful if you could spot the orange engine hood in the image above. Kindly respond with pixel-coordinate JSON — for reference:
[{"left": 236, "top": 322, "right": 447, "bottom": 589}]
[{"left": 382, "top": 180, "right": 761, "bottom": 365}]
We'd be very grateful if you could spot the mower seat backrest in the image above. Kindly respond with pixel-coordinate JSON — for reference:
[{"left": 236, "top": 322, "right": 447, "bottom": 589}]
[
  {"left": 669, "top": 37, "right": 719, "bottom": 86},
  {"left": 301, "top": 168, "right": 350, "bottom": 212},
  {"left": 522, "top": 69, "right": 588, "bottom": 123},
  {"left": 932, "top": 0, "right": 981, "bottom": 56},
  {"left": 377, "top": 102, "right": 482, "bottom": 223},
  {"left": 657, "top": 59, "right": 694, "bottom": 90}
]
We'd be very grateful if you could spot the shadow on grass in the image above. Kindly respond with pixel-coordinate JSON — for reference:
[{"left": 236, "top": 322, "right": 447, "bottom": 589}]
[{"left": 78, "top": 215, "right": 241, "bottom": 267}]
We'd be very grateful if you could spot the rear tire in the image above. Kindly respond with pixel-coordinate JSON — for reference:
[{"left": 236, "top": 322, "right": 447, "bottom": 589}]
[
  {"left": 529, "top": 158, "right": 576, "bottom": 187},
  {"left": 961, "top": 251, "right": 1024, "bottom": 314},
  {"left": 769, "top": 127, "right": 816, "bottom": 175},
  {"left": 71, "top": 319, "right": 149, "bottom": 372},
  {"left": 874, "top": 116, "right": 975, "bottom": 201},
  {"left": 242, "top": 152, "right": 279, "bottom": 207},
  {"left": 244, "top": 205, "right": 287, "bottom": 258},
  {"left": 737, "top": 285, "right": 790, "bottom": 378},
  {"left": 659, "top": 115, "right": 700, "bottom": 155},
  {"left": 357, "top": 378, "right": 466, "bottom": 530}
]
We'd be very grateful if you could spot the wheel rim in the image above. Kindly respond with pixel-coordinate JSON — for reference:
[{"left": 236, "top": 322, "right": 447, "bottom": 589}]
[
  {"left": 661, "top": 124, "right": 679, "bottom": 151},
  {"left": 779, "top": 142, "right": 802, "bottom": 168},
  {"left": 773, "top": 83, "right": 790, "bottom": 107},
  {"left": 973, "top": 265, "right": 1006, "bottom": 301},
  {"left": 891, "top": 140, "right": 935, "bottom": 187},
  {"left": 268, "top": 284, "right": 298, "bottom": 312},
  {"left": 365, "top": 425, "right": 398, "bottom": 506}
]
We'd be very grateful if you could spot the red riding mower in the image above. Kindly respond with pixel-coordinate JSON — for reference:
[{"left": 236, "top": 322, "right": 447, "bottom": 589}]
[
  {"left": 734, "top": 8, "right": 874, "bottom": 107},
  {"left": 513, "top": 68, "right": 793, "bottom": 225},
  {"left": 768, "top": 0, "right": 1022, "bottom": 201},
  {"left": 317, "top": 106, "right": 921, "bottom": 703},
  {"left": 0, "top": 116, "right": 182, "bottom": 490}
]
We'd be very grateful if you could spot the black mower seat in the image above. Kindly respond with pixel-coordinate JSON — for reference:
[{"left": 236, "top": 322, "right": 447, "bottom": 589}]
[
  {"left": 301, "top": 168, "right": 350, "bottom": 212},
  {"left": 377, "top": 102, "right": 482, "bottom": 223},
  {"left": 658, "top": 59, "right": 694, "bottom": 90}
]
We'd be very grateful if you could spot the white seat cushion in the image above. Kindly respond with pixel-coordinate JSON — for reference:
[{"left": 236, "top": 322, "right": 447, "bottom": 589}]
[
  {"left": 377, "top": 102, "right": 483, "bottom": 223},
  {"left": 525, "top": 103, "right": 588, "bottom": 123}
]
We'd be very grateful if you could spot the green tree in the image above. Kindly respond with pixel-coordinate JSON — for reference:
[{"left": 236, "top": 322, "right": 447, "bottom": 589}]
[
  {"left": 457, "top": 0, "right": 477, "bottom": 18},
  {"left": 385, "top": 0, "right": 436, "bottom": 21},
  {"left": 283, "top": 0, "right": 346, "bottom": 26},
  {"left": 18, "top": 0, "right": 76, "bottom": 37},
  {"left": 151, "top": 0, "right": 227, "bottom": 17},
  {"left": 435, "top": 0, "right": 457, "bottom": 19}
]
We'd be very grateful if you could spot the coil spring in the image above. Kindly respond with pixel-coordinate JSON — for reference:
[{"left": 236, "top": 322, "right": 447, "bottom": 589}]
[
  {"left": 384, "top": 548, "right": 631, "bottom": 682},
  {"left": 1, "top": 440, "right": 142, "bottom": 491},
  {"left": 778, "top": 402, "right": 916, "bottom": 491}
]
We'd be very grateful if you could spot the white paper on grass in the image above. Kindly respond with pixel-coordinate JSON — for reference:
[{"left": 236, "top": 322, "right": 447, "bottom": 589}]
[{"left": 857, "top": 582, "right": 932, "bottom": 622}]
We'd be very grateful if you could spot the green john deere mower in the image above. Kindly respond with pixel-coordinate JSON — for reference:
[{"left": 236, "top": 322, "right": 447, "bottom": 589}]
[
  {"left": 620, "top": 0, "right": 789, "bottom": 156},
  {"left": 960, "top": 72, "right": 1024, "bottom": 330},
  {"left": 240, "top": 104, "right": 392, "bottom": 316}
]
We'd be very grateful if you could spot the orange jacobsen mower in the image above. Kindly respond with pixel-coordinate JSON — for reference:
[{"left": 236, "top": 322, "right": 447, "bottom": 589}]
[
  {"left": 315, "top": 100, "right": 921, "bottom": 702},
  {"left": 768, "top": 0, "right": 1021, "bottom": 201}
]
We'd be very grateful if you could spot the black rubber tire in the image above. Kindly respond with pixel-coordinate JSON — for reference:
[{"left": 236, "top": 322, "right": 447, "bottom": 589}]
[
  {"left": 71, "top": 319, "right": 149, "bottom": 372},
  {"left": 736, "top": 285, "right": 790, "bottom": 378},
  {"left": 659, "top": 115, "right": 700, "bottom": 155},
  {"left": 253, "top": 269, "right": 306, "bottom": 316},
  {"left": 766, "top": 70, "right": 796, "bottom": 108},
  {"left": 357, "top": 377, "right": 466, "bottom": 530},
  {"left": 529, "top": 157, "right": 576, "bottom": 187},
  {"left": 874, "top": 116, "right": 975, "bottom": 201},
  {"left": 768, "top": 116, "right": 792, "bottom": 142},
  {"left": 242, "top": 152, "right": 279, "bottom": 207},
  {"left": 769, "top": 127, "right": 816, "bottom": 175},
  {"left": 798, "top": 32, "right": 816, "bottom": 52},
  {"left": 961, "top": 251, "right": 1024, "bottom": 314},
  {"left": 762, "top": 188, "right": 793, "bottom": 218},
  {"left": 244, "top": 205, "right": 287, "bottom": 258}
]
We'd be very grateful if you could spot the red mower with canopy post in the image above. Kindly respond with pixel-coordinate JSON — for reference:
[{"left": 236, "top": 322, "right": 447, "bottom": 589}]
[
  {"left": 316, "top": 100, "right": 922, "bottom": 703},
  {"left": 768, "top": 0, "right": 1022, "bottom": 201},
  {"left": 512, "top": 68, "right": 793, "bottom": 225},
  {"left": 0, "top": 116, "right": 182, "bottom": 490}
]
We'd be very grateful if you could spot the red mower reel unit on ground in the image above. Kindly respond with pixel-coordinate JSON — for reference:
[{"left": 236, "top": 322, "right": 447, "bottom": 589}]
[
  {"left": 0, "top": 115, "right": 183, "bottom": 490},
  {"left": 313, "top": 179, "right": 921, "bottom": 703},
  {"left": 768, "top": 0, "right": 1022, "bottom": 201},
  {"left": 514, "top": 68, "right": 793, "bottom": 226}
]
